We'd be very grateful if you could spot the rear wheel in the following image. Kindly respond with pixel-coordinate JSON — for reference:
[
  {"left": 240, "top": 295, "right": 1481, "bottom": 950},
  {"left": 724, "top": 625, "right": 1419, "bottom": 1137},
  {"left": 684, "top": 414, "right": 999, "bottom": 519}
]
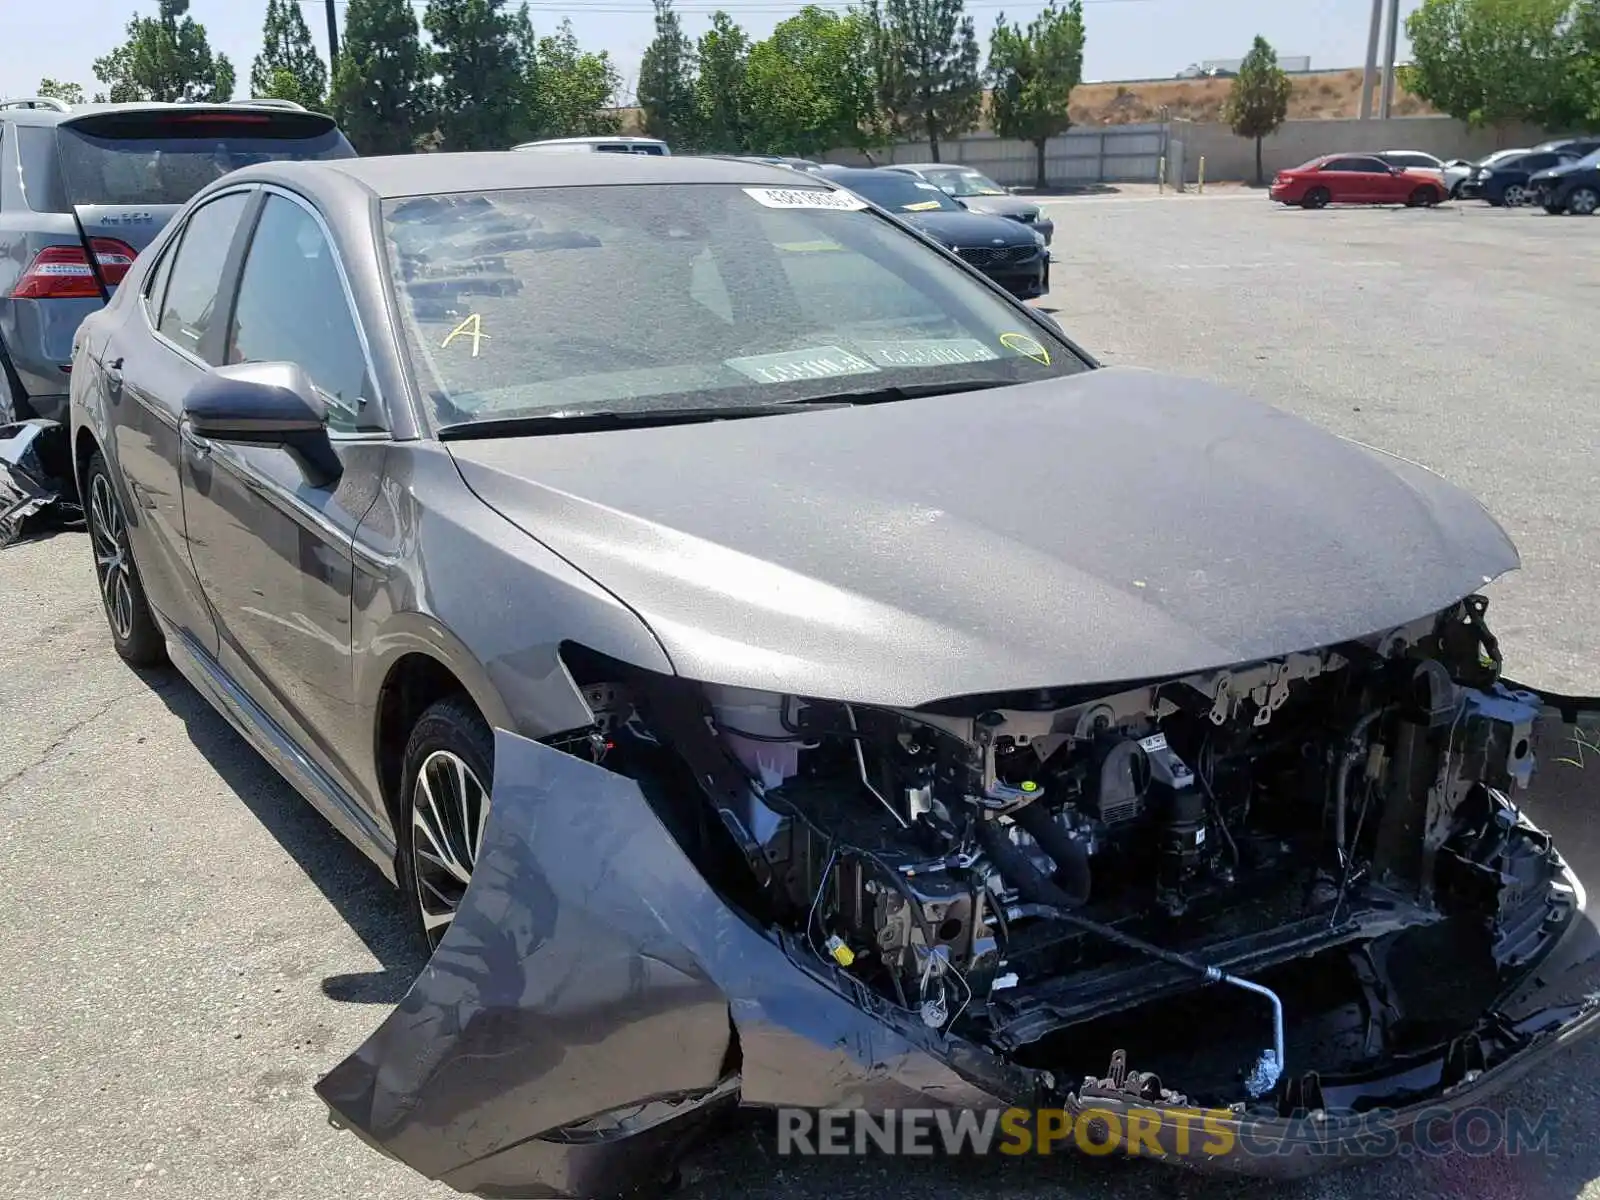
[
  {"left": 1568, "top": 187, "right": 1599, "bottom": 216},
  {"left": 398, "top": 695, "right": 495, "bottom": 952},
  {"left": 1302, "top": 187, "right": 1331, "bottom": 209},
  {"left": 84, "top": 450, "right": 166, "bottom": 667}
]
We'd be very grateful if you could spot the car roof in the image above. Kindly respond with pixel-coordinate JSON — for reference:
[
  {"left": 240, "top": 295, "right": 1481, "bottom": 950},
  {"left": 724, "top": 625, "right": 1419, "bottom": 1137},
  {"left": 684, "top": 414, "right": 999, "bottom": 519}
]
[
  {"left": 813, "top": 165, "right": 905, "bottom": 183},
  {"left": 513, "top": 135, "right": 666, "bottom": 146},
  {"left": 895, "top": 162, "right": 980, "bottom": 171},
  {"left": 254, "top": 150, "right": 820, "bottom": 199}
]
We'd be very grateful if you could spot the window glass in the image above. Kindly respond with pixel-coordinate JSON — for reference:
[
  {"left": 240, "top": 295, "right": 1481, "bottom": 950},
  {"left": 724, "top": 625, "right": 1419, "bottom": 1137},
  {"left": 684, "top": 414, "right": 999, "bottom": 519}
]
[
  {"left": 226, "top": 194, "right": 372, "bottom": 431},
  {"left": 381, "top": 183, "right": 1086, "bottom": 431},
  {"left": 156, "top": 191, "right": 251, "bottom": 358},
  {"left": 142, "top": 235, "right": 177, "bottom": 323},
  {"left": 54, "top": 116, "right": 355, "bottom": 208}
]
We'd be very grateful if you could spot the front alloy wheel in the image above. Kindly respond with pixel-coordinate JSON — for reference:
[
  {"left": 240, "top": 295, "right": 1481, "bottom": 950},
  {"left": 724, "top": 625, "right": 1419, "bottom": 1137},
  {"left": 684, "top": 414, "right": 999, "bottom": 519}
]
[
  {"left": 1568, "top": 187, "right": 1599, "bottom": 216},
  {"left": 1502, "top": 183, "right": 1528, "bottom": 207},
  {"left": 411, "top": 750, "right": 490, "bottom": 938},
  {"left": 400, "top": 696, "right": 496, "bottom": 950}
]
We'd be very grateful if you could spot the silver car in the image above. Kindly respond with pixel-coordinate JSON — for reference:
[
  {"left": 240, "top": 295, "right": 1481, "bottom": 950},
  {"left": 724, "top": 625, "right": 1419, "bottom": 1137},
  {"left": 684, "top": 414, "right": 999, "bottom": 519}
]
[
  {"left": 886, "top": 163, "right": 1054, "bottom": 245},
  {"left": 0, "top": 96, "right": 354, "bottom": 425}
]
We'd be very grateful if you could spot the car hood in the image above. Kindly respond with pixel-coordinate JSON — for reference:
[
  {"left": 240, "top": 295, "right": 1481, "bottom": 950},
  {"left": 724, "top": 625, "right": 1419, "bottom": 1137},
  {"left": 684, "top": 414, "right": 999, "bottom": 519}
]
[
  {"left": 954, "top": 194, "right": 1041, "bottom": 220},
  {"left": 1533, "top": 159, "right": 1594, "bottom": 181},
  {"left": 448, "top": 367, "right": 1519, "bottom": 708},
  {"left": 899, "top": 209, "right": 1039, "bottom": 246}
]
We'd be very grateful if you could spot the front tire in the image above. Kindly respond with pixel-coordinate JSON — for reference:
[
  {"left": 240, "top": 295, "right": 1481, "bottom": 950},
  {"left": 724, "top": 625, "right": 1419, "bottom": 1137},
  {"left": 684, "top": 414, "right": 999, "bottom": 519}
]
[
  {"left": 398, "top": 695, "right": 495, "bottom": 952},
  {"left": 1407, "top": 186, "right": 1441, "bottom": 207},
  {"left": 1302, "top": 187, "right": 1331, "bottom": 209},
  {"left": 84, "top": 450, "right": 166, "bottom": 667},
  {"left": 1567, "top": 186, "right": 1599, "bottom": 216}
]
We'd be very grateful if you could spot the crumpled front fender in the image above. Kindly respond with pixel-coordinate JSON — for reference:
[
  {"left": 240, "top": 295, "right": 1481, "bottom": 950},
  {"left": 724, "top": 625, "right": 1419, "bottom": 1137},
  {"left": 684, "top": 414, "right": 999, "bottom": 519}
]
[{"left": 316, "top": 730, "right": 1031, "bottom": 1198}]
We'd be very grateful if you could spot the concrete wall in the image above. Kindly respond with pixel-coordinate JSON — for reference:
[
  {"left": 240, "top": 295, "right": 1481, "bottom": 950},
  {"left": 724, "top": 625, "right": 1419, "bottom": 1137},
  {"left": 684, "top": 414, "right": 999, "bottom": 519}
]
[
  {"left": 823, "top": 115, "right": 1552, "bottom": 189},
  {"left": 1181, "top": 116, "right": 1550, "bottom": 182}
]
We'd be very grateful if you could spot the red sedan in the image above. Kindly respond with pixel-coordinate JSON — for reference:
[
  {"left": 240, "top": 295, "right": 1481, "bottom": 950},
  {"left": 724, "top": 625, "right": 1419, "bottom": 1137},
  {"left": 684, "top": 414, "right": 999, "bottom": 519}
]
[{"left": 1269, "top": 153, "right": 1446, "bottom": 208}]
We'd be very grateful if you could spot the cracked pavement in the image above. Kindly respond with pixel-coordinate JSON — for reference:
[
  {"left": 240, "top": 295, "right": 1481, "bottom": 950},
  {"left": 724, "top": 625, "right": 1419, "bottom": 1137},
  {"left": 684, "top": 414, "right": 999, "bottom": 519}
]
[{"left": 2, "top": 193, "right": 1598, "bottom": 1200}]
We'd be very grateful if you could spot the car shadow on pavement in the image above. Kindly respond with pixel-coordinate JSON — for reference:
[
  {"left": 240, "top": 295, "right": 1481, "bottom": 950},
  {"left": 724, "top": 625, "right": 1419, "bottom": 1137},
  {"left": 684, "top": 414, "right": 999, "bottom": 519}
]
[{"left": 144, "top": 666, "right": 428, "bottom": 1004}]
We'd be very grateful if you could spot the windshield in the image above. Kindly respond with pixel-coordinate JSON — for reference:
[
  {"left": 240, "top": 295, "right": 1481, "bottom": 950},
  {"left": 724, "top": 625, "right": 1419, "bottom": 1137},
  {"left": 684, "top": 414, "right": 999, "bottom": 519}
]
[
  {"left": 1577, "top": 148, "right": 1600, "bottom": 168},
  {"left": 833, "top": 173, "right": 963, "bottom": 213},
  {"left": 383, "top": 183, "right": 1084, "bottom": 430},
  {"left": 924, "top": 168, "right": 1008, "bottom": 197},
  {"left": 48, "top": 114, "right": 354, "bottom": 208}
]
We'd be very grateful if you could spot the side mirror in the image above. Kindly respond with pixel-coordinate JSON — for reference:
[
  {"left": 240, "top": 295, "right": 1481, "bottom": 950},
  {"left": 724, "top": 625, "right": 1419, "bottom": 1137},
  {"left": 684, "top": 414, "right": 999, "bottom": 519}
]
[{"left": 182, "top": 361, "right": 343, "bottom": 486}]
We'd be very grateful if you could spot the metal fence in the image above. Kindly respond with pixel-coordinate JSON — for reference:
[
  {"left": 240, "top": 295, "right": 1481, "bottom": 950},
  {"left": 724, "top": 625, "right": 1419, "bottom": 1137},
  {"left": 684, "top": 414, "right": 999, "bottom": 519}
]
[{"left": 823, "top": 122, "right": 1172, "bottom": 188}]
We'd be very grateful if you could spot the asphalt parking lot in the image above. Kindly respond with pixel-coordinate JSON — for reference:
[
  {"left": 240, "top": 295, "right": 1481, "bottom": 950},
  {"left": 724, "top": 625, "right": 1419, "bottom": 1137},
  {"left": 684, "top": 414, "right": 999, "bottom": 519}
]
[{"left": 2, "top": 191, "right": 1597, "bottom": 1200}]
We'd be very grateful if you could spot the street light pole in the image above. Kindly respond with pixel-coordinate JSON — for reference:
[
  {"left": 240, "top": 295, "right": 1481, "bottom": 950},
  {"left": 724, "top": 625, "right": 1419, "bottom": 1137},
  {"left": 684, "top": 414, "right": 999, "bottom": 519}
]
[
  {"left": 1359, "top": 0, "right": 1384, "bottom": 120},
  {"left": 1379, "top": 0, "right": 1401, "bottom": 119},
  {"left": 325, "top": 0, "right": 341, "bottom": 76}
]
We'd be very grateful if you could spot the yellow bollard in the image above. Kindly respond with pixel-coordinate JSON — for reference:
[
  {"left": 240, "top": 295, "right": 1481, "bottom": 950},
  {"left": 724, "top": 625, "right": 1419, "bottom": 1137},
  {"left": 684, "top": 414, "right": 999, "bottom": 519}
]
[
  {"left": 1158, "top": 156, "right": 1166, "bottom": 193},
  {"left": 1198, "top": 156, "right": 1206, "bottom": 194}
]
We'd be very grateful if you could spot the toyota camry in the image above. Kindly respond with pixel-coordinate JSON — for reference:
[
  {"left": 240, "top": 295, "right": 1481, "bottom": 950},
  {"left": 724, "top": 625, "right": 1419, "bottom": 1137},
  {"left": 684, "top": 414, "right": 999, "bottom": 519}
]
[{"left": 68, "top": 150, "right": 1600, "bottom": 1198}]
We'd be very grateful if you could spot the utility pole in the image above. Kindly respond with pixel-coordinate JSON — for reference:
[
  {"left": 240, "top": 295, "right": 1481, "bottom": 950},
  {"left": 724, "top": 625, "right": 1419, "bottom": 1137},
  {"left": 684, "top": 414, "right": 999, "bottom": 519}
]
[
  {"left": 1359, "top": 0, "right": 1384, "bottom": 120},
  {"left": 1379, "top": 0, "right": 1401, "bottom": 119},
  {"left": 325, "top": 0, "right": 341, "bottom": 77}
]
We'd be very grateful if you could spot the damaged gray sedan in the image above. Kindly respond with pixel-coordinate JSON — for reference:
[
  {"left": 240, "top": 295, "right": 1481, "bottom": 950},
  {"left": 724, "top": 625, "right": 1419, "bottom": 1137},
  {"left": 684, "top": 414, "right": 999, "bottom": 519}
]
[{"left": 68, "top": 150, "right": 1600, "bottom": 1195}]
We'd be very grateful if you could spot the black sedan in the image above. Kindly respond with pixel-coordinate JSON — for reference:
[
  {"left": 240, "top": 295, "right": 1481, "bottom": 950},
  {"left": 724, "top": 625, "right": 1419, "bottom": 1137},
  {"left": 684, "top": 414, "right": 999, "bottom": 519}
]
[
  {"left": 1530, "top": 147, "right": 1600, "bottom": 215},
  {"left": 885, "top": 162, "right": 1055, "bottom": 244},
  {"left": 816, "top": 165, "right": 1050, "bottom": 299},
  {"left": 66, "top": 150, "right": 1600, "bottom": 1199},
  {"left": 1457, "top": 148, "right": 1579, "bottom": 206}
]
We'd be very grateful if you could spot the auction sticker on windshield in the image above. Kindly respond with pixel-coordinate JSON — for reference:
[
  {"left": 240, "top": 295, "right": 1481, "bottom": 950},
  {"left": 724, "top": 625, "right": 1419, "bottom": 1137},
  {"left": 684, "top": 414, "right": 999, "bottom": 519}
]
[
  {"left": 855, "top": 339, "right": 999, "bottom": 368},
  {"left": 726, "top": 346, "right": 880, "bottom": 383},
  {"left": 743, "top": 187, "right": 868, "bottom": 211}
]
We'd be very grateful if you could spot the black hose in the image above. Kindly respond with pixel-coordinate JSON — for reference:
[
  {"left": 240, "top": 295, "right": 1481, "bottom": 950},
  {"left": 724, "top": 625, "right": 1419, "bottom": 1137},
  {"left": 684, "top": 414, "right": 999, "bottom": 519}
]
[
  {"left": 1012, "top": 801, "right": 1093, "bottom": 905},
  {"left": 976, "top": 818, "right": 1088, "bottom": 911}
]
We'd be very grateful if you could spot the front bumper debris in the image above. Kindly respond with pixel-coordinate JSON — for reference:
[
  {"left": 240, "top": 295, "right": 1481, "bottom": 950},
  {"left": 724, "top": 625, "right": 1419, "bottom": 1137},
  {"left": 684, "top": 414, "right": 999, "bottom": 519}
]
[
  {"left": 318, "top": 694, "right": 1600, "bottom": 1197},
  {"left": 0, "top": 419, "right": 78, "bottom": 547}
]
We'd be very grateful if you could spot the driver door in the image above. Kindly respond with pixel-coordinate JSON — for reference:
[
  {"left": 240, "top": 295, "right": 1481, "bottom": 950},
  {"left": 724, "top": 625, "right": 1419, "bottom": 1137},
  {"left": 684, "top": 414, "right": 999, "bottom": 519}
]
[{"left": 179, "top": 188, "right": 388, "bottom": 813}]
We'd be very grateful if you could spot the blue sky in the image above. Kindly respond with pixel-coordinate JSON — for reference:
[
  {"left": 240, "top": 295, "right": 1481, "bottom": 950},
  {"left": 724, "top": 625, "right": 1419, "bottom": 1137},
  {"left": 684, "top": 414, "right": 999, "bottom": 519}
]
[{"left": 2, "top": 0, "right": 1421, "bottom": 105}]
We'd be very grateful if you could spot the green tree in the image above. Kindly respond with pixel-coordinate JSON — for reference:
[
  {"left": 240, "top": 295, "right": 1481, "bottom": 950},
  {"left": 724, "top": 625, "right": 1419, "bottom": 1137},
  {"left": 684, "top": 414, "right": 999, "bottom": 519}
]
[
  {"left": 987, "top": 0, "right": 1085, "bottom": 189},
  {"left": 250, "top": 0, "right": 328, "bottom": 108},
  {"left": 93, "top": 0, "right": 235, "bottom": 103},
  {"left": 36, "top": 78, "right": 87, "bottom": 105},
  {"left": 514, "top": 17, "right": 623, "bottom": 138},
  {"left": 695, "top": 12, "right": 753, "bottom": 152},
  {"left": 1575, "top": 0, "right": 1600, "bottom": 127},
  {"left": 1402, "top": 0, "right": 1587, "bottom": 131},
  {"left": 869, "top": 0, "right": 982, "bottom": 161},
  {"left": 425, "top": 0, "right": 528, "bottom": 150},
  {"left": 637, "top": 0, "right": 699, "bottom": 146},
  {"left": 1222, "top": 35, "right": 1292, "bottom": 185},
  {"left": 327, "top": 0, "right": 429, "bottom": 153},
  {"left": 745, "top": 7, "right": 880, "bottom": 156}
]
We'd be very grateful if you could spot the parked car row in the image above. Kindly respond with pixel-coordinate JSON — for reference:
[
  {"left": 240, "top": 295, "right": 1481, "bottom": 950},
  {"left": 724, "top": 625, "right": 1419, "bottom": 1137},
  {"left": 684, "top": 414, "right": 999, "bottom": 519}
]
[{"left": 1269, "top": 135, "right": 1600, "bottom": 215}]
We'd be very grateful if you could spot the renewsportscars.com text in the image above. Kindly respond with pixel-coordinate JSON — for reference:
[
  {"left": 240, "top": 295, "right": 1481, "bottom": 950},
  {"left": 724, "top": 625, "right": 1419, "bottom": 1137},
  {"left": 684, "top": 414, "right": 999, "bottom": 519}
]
[{"left": 776, "top": 1105, "right": 1558, "bottom": 1160}]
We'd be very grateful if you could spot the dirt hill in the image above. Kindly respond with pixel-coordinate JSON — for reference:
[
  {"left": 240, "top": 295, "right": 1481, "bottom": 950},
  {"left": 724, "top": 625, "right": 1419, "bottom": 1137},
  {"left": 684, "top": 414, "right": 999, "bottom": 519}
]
[
  {"left": 602, "top": 67, "right": 1437, "bottom": 140},
  {"left": 1068, "top": 68, "right": 1436, "bottom": 126}
]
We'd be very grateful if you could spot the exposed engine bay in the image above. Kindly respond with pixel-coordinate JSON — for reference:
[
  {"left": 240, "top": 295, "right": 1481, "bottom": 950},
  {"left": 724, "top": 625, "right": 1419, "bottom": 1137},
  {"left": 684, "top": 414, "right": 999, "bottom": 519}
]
[{"left": 561, "top": 594, "right": 1577, "bottom": 1115}]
